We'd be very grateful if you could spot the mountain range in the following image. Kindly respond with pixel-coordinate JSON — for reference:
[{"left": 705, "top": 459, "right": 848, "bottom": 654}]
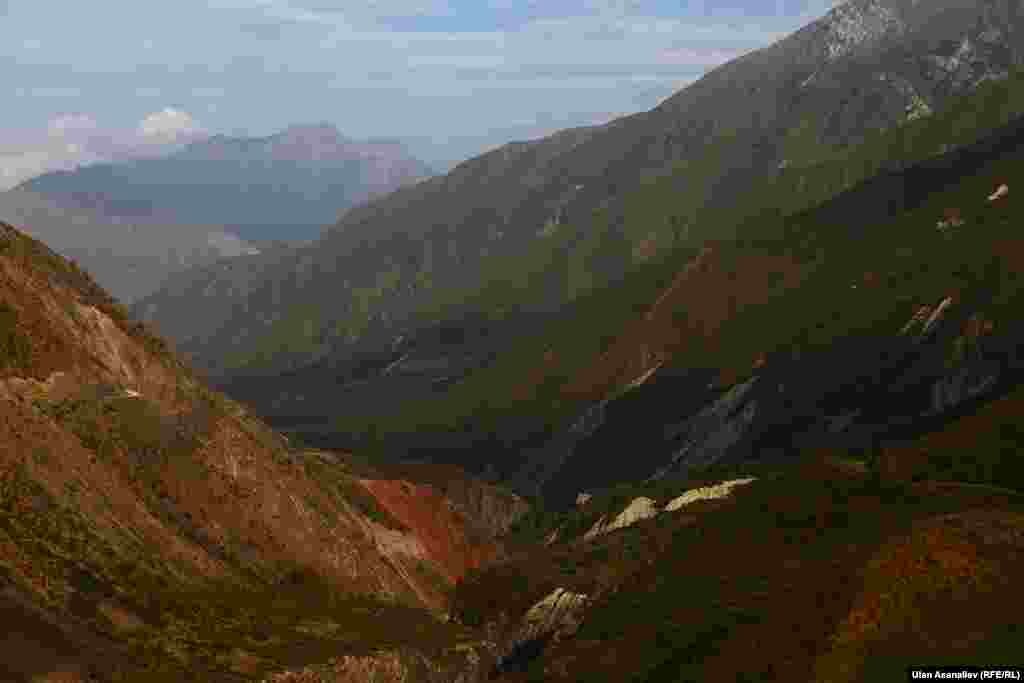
[
  {"left": 17, "top": 123, "right": 434, "bottom": 244},
  {"left": 2, "top": 0, "right": 1024, "bottom": 680},
  {"left": 134, "top": 0, "right": 1024, "bottom": 454}
]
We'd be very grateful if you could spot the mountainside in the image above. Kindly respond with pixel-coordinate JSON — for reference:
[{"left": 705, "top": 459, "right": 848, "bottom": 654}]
[
  {"left": 6, "top": 119, "right": 1024, "bottom": 680},
  {"left": 0, "top": 189, "right": 261, "bottom": 303},
  {"left": 133, "top": 0, "right": 1024, "bottom": 431},
  {"left": 0, "top": 220, "right": 525, "bottom": 681},
  {"left": 508, "top": 106, "right": 1024, "bottom": 503},
  {"left": 444, "top": 80, "right": 1024, "bottom": 683},
  {"left": 18, "top": 123, "right": 434, "bottom": 243}
]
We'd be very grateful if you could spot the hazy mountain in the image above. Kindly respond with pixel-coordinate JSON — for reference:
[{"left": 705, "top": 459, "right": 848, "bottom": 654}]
[
  {"left": 0, "top": 188, "right": 261, "bottom": 303},
  {"left": 17, "top": 122, "right": 435, "bottom": 243},
  {"left": 134, "top": 0, "right": 1023, "bottom": 396}
]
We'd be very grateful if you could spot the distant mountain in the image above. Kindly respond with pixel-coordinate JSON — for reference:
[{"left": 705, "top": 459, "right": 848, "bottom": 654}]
[
  {"left": 0, "top": 189, "right": 261, "bottom": 303},
  {"left": 134, "top": 0, "right": 1023, "bottom": 392},
  {"left": 17, "top": 123, "right": 435, "bottom": 243}
]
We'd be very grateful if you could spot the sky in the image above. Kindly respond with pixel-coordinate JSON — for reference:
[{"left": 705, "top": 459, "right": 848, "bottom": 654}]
[{"left": 0, "top": 0, "right": 842, "bottom": 187}]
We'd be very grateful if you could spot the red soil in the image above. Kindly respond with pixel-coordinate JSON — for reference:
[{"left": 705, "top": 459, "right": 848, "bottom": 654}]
[{"left": 359, "top": 479, "right": 500, "bottom": 583}]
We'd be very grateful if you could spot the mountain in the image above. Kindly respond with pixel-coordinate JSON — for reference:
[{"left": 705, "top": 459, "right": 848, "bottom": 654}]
[
  {"left": 0, "top": 219, "right": 526, "bottom": 681},
  {"left": 5, "top": 113, "right": 1024, "bottom": 681},
  {"left": 17, "top": 123, "right": 434, "bottom": 243},
  {"left": 449, "top": 68, "right": 1024, "bottom": 682},
  {"left": 0, "top": 188, "right": 262, "bottom": 304},
  {"left": 134, "top": 0, "right": 1024, "bottom": 451}
]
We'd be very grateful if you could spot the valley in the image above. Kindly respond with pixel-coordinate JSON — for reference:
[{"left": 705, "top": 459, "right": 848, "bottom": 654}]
[{"left": 2, "top": 0, "right": 1024, "bottom": 681}]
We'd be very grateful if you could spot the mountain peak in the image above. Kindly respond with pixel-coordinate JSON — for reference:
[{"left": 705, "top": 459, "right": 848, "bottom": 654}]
[{"left": 278, "top": 121, "right": 349, "bottom": 145}]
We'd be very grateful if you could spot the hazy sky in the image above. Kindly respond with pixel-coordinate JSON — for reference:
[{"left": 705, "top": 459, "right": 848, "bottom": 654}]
[{"left": 0, "top": 0, "right": 841, "bottom": 186}]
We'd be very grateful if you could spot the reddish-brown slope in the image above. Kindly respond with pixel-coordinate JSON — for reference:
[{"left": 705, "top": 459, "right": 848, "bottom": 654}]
[
  {"left": 0, "top": 221, "right": 509, "bottom": 680},
  {"left": 359, "top": 478, "right": 502, "bottom": 584}
]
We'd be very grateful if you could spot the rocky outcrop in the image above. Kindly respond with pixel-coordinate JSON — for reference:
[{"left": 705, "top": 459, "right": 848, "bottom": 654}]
[
  {"left": 358, "top": 478, "right": 504, "bottom": 586},
  {"left": 664, "top": 478, "right": 759, "bottom": 512},
  {"left": 522, "top": 588, "right": 589, "bottom": 643},
  {"left": 580, "top": 479, "right": 758, "bottom": 542},
  {"left": 490, "top": 588, "right": 590, "bottom": 677},
  {"left": 648, "top": 298, "right": 1021, "bottom": 480},
  {"left": 650, "top": 376, "right": 763, "bottom": 480},
  {"left": 584, "top": 497, "right": 659, "bottom": 541},
  {"left": 988, "top": 183, "right": 1009, "bottom": 201}
]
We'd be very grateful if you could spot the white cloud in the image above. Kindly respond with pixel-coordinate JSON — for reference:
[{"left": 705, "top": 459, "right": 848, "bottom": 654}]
[{"left": 138, "top": 107, "right": 204, "bottom": 141}]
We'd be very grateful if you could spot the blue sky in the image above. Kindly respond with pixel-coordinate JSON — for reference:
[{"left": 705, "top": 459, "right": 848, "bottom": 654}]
[{"left": 0, "top": 0, "right": 840, "bottom": 185}]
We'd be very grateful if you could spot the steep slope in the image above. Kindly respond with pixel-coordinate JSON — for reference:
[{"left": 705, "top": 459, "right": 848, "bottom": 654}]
[
  {"left": 438, "top": 98, "right": 1024, "bottom": 680},
  {"left": 455, "top": 456, "right": 1024, "bottom": 682},
  {"left": 0, "top": 188, "right": 259, "bottom": 303},
  {"left": 134, "top": 0, "right": 1024, "bottom": 442},
  {"left": 19, "top": 123, "right": 433, "bottom": 244},
  {"left": 508, "top": 107, "right": 1024, "bottom": 501},
  {"left": 0, "top": 221, "right": 522, "bottom": 681}
]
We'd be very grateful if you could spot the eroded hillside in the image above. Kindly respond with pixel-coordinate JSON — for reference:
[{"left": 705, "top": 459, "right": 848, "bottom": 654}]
[{"left": 0, "top": 220, "right": 524, "bottom": 681}]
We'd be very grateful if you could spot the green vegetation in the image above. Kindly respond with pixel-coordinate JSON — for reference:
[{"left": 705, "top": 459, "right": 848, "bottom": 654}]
[
  {"left": 337, "top": 68, "right": 1024, "bottom": 445},
  {"left": 460, "top": 453, "right": 1024, "bottom": 683},
  {"left": 0, "top": 464, "right": 471, "bottom": 681},
  {"left": 0, "top": 301, "right": 32, "bottom": 372}
]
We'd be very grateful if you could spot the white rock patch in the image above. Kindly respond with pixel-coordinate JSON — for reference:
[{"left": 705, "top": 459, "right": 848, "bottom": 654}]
[
  {"left": 583, "top": 497, "right": 658, "bottom": 541},
  {"left": 664, "top": 477, "right": 758, "bottom": 512},
  {"left": 581, "top": 478, "right": 758, "bottom": 541}
]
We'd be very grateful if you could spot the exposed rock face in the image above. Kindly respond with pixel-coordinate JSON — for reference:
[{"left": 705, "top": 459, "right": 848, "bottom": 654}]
[
  {"left": 522, "top": 588, "right": 589, "bottom": 642},
  {"left": 358, "top": 478, "right": 503, "bottom": 586},
  {"left": 489, "top": 588, "right": 590, "bottom": 678},
  {"left": 988, "top": 183, "right": 1009, "bottom": 201},
  {"left": 648, "top": 300, "right": 1022, "bottom": 480},
  {"left": 651, "top": 377, "right": 763, "bottom": 480},
  {"left": 578, "top": 479, "right": 758, "bottom": 542},
  {"left": 664, "top": 478, "right": 759, "bottom": 512},
  {"left": 584, "top": 497, "right": 659, "bottom": 541}
]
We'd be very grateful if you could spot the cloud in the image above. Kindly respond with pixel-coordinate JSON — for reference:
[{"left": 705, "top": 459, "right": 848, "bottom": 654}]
[
  {"left": 0, "top": 109, "right": 207, "bottom": 190},
  {"left": 138, "top": 107, "right": 205, "bottom": 142},
  {"left": 0, "top": 0, "right": 848, "bottom": 167}
]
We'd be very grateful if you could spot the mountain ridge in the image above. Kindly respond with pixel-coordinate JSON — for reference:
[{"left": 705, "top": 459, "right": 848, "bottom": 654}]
[{"left": 17, "top": 122, "right": 434, "bottom": 244}]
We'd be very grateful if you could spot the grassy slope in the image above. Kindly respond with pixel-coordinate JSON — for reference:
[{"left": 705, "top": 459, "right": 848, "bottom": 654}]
[
  {"left": 456, "top": 411, "right": 1024, "bottom": 682},
  {"left": 335, "top": 69, "right": 1024, "bottom": 446},
  {"left": 447, "top": 71, "right": 1024, "bottom": 683}
]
